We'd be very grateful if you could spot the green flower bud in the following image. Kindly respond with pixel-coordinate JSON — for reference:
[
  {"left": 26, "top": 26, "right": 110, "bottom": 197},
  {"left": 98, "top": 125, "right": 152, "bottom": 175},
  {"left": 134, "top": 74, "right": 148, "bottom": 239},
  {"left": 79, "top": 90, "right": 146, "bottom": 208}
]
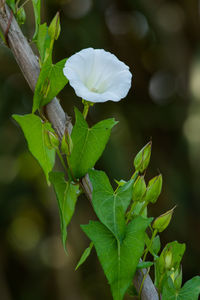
[
  {"left": 132, "top": 176, "right": 146, "bottom": 202},
  {"left": 145, "top": 174, "right": 162, "bottom": 204},
  {"left": 134, "top": 141, "right": 152, "bottom": 173},
  {"left": 16, "top": 7, "right": 26, "bottom": 25},
  {"left": 153, "top": 206, "right": 176, "bottom": 233},
  {"left": 164, "top": 247, "right": 173, "bottom": 270},
  {"left": 61, "top": 130, "right": 73, "bottom": 156},
  {"left": 48, "top": 12, "right": 61, "bottom": 41}
]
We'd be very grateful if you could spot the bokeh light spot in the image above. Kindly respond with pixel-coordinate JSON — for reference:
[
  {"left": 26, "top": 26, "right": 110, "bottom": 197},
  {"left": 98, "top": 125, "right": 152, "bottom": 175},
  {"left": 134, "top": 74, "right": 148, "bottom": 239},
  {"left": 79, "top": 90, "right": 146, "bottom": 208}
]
[{"left": 149, "top": 71, "right": 176, "bottom": 104}]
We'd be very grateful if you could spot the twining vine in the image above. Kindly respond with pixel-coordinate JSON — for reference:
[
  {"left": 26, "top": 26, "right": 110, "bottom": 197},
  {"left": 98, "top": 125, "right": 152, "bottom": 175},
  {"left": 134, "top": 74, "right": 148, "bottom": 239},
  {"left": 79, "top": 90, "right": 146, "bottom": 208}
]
[{"left": 0, "top": 1, "right": 200, "bottom": 300}]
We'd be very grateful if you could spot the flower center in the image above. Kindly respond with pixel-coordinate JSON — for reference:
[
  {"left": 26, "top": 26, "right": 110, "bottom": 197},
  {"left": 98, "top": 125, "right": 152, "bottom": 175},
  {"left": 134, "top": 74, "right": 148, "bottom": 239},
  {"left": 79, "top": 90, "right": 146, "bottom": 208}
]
[{"left": 90, "top": 87, "right": 98, "bottom": 93}]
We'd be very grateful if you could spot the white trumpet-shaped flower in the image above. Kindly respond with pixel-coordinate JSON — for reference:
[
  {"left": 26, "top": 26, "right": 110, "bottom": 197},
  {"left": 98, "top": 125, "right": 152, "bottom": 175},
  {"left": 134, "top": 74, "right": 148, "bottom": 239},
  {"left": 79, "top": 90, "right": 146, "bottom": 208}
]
[{"left": 63, "top": 48, "right": 132, "bottom": 103}]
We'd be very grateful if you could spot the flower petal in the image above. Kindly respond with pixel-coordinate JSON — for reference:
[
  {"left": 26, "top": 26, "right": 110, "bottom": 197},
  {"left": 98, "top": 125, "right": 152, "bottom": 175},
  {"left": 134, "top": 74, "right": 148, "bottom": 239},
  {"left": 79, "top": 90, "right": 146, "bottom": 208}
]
[{"left": 63, "top": 48, "right": 132, "bottom": 103}]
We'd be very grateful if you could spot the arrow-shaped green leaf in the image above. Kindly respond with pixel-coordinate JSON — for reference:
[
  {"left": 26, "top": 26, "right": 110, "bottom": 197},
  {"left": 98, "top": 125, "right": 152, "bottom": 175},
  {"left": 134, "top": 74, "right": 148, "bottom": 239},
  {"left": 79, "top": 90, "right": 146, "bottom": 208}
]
[
  {"left": 82, "top": 216, "right": 152, "bottom": 300},
  {"left": 50, "top": 172, "right": 80, "bottom": 253},
  {"left": 33, "top": 57, "right": 68, "bottom": 112},
  {"left": 89, "top": 169, "right": 133, "bottom": 240},
  {"left": 13, "top": 114, "right": 55, "bottom": 184},
  {"left": 69, "top": 108, "right": 117, "bottom": 179}
]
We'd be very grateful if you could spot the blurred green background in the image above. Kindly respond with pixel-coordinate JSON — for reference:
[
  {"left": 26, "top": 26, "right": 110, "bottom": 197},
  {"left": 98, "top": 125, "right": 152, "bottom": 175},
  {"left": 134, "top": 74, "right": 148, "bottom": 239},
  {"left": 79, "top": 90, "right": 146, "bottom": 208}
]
[{"left": 0, "top": 0, "right": 200, "bottom": 299}]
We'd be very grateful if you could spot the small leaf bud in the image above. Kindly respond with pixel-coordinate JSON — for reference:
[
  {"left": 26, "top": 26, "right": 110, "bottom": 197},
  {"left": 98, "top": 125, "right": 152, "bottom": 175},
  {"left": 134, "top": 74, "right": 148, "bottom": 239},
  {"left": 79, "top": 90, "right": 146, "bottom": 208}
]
[
  {"left": 153, "top": 206, "right": 176, "bottom": 233},
  {"left": 44, "top": 130, "right": 53, "bottom": 149},
  {"left": 48, "top": 131, "right": 59, "bottom": 149},
  {"left": 145, "top": 174, "right": 162, "bottom": 204},
  {"left": 134, "top": 141, "right": 152, "bottom": 173},
  {"left": 16, "top": 7, "right": 26, "bottom": 25},
  {"left": 132, "top": 176, "right": 146, "bottom": 202}
]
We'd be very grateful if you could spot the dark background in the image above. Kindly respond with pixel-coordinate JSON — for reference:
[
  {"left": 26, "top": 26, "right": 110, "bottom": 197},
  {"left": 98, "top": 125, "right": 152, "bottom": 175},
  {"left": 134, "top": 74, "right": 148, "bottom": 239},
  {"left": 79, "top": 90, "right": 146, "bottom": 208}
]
[{"left": 0, "top": 0, "right": 200, "bottom": 299}]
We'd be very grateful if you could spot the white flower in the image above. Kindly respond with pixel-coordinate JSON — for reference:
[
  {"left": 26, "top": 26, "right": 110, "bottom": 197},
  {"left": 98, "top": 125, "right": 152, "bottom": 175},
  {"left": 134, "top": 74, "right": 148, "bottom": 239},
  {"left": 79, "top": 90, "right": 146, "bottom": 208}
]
[{"left": 63, "top": 48, "right": 132, "bottom": 103}]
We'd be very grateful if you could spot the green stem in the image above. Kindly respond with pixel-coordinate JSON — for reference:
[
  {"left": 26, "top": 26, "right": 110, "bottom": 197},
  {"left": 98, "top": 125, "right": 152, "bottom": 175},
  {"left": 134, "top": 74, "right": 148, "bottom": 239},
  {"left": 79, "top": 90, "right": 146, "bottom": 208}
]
[
  {"left": 20, "top": 0, "right": 31, "bottom": 9},
  {"left": 131, "top": 170, "right": 139, "bottom": 180},
  {"left": 138, "top": 267, "right": 150, "bottom": 299},
  {"left": 82, "top": 100, "right": 90, "bottom": 119},
  {"left": 16, "top": 0, "right": 21, "bottom": 7},
  {"left": 139, "top": 201, "right": 148, "bottom": 215},
  {"left": 143, "top": 229, "right": 157, "bottom": 262},
  {"left": 126, "top": 201, "right": 138, "bottom": 223},
  {"left": 158, "top": 273, "right": 165, "bottom": 297},
  {"left": 56, "top": 148, "right": 67, "bottom": 172}
]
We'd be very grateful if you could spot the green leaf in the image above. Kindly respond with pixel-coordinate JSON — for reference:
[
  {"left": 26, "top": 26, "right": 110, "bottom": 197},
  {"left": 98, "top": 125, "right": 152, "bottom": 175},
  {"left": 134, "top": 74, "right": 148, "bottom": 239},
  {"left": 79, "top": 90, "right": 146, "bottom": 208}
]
[
  {"left": 32, "top": 57, "right": 68, "bottom": 112},
  {"left": 82, "top": 216, "right": 152, "bottom": 300},
  {"left": 179, "top": 276, "right": 200, "bottom": 299},
  {"left": 137, "top": 261, "right": 153, "bottom": 269},
  {"left": 75, "top": 242, "right": 94, "bottom": 270},
  {"left": 6, "top": 0, "right": 16, "bottom": 13},
  {"left": 36, "top": 23, "right": 51, "bottom": 64},
  {"left": 162, "top": 276, "right": 200, "bottom": 300},
  {"left": 49, "top": 172, "right": 80, "bottom": 252},
  {"left": 13, "top": 114, "right": 55, "bottom": 184},
  {"left": 89, "top": 169, "right": 133, "bottom": 240},
  {"left": 69, "top": 108, "right": 117, "bottom": 178},
  {"left": 32, "top": 0, "right": 41, "bottom": 40}
]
